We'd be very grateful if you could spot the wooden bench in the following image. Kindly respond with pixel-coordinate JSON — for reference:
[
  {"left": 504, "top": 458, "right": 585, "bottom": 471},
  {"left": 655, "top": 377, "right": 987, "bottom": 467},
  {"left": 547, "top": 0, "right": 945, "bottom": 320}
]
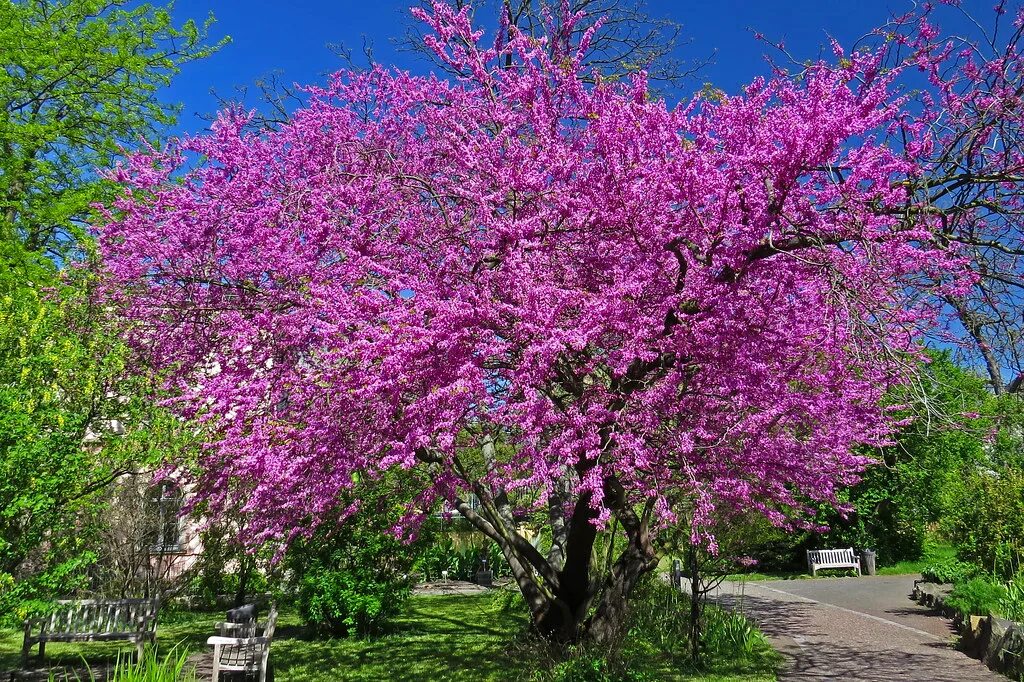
[
  {"left": 21, "top": 598, "right": 160, "bottom": 666},
  {"left": 806, "top": 548, "right": 861, "bottom": 576},
  {"left": 207, "top": 603, "right": 278, "bottom": 682}
]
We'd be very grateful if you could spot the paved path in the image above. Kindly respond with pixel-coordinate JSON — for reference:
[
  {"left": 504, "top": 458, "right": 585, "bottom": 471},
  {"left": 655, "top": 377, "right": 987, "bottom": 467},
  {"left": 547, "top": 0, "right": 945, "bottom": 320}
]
[{"left": 709, "top": 576, "right": 1003, "bottom": 681}]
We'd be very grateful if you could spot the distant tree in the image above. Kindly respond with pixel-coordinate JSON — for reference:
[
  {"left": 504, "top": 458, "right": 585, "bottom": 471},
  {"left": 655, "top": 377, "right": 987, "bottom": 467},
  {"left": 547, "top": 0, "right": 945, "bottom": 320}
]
[{"left": 818, "top": 352, "right": 994, "bottom": 563}]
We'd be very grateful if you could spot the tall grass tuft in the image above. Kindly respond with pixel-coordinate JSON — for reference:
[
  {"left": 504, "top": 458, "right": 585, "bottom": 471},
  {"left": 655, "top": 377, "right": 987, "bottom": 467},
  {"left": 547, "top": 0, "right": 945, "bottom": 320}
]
[{"left": 48, "top": 645, "right": 196, "bottom": 682}]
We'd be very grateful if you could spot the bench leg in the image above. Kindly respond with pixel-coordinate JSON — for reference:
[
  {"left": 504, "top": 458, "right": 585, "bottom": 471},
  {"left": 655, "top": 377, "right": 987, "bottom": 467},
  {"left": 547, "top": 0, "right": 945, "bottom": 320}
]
[
  {"left": 37, "top": 641, "right": 45, "bottom": 662},
  {"left": 21, "top": 639, "right": 32, "bottom": 668},
  {"left": 136, "top": 639, "right": 145, "bottom": 661}
]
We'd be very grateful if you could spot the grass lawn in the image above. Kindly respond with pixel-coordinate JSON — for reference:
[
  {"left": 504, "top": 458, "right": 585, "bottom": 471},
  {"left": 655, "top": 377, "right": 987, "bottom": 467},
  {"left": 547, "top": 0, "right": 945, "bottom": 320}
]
[
  {"left": 0, "top": 593, "right": 777, "bottom": 681},
  {"left": 876, "top": 538, "right": 957, "bottom": 576}
]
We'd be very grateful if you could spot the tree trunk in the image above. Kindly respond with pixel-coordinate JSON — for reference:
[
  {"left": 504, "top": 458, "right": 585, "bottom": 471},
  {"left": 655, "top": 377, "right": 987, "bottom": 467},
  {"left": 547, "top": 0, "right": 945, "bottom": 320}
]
[
  {"left": 499, "top": 482, "right": 659, "bottom": 646},
  {"left": 234, "top": 554, "right": 253, "bottom": 607},
  {"left": 688, "top": 542, "right": 702, "bottom": 663}
]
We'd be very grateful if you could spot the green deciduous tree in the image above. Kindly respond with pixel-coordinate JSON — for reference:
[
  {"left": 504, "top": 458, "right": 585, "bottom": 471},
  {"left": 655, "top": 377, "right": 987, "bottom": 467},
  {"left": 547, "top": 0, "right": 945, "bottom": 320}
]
[
  {"left": 0, "top": 239, "right": 199, "bottom": 619},
  {"left": 0, "top": 0, "right": 226, "bottom": 259},
  {"left": 0, "top": 0, "right": 223, "bottom": 617},
  {"left": 819, "top": 352, "right": 1011, "bottom": 565}
]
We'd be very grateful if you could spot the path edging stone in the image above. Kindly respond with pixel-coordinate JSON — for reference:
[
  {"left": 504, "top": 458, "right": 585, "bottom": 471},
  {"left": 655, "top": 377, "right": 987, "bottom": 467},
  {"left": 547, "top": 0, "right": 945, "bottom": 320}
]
[{"left": 912, "top": 581, "right": 1024, "bottom": 680}]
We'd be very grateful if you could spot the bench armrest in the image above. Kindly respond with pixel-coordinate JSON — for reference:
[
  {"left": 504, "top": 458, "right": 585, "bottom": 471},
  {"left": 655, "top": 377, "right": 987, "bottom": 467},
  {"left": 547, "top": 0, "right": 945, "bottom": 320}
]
[{"left": 207, "top": 635, "right": 268, "bottom": 646}]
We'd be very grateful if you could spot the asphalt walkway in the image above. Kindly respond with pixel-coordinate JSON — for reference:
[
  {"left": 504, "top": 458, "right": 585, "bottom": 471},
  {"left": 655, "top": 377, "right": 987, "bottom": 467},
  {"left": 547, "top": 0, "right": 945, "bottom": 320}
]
[{"left": 709, "top": 576, "right": 1004, "bottom": 681}]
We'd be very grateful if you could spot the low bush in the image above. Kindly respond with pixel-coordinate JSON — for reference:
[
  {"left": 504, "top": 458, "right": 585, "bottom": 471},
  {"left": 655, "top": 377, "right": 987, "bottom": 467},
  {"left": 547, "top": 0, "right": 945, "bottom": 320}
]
[
  {"left": 920, "top": 559, "right": 980, "bottom": 585},
  {"left": 284, "top": 480, "right": 422, "bottom": 637},
  {"left": 945, "top": 577, "right": 1008, "bottom": 618},
  {"left": 297, "top": 567, "right": 409, "bottom": 637}
]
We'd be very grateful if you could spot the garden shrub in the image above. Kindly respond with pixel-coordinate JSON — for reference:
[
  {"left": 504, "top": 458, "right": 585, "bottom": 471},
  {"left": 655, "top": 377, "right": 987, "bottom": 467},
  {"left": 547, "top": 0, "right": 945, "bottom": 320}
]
[
  {"left": 945, "top": 577, "right": 1008, "bottom": 618},
  {"left": 920, "top": 559, "right": 980, "bottom": 585},
  {"left": 298, "top": 566, "right": 408, "bottom": 637},
  {"left": 943, "top": 466, "right": 1024, "bottom": 580},
  {"left": 285, "top": 479, "right": 423, "bottom": 637}
]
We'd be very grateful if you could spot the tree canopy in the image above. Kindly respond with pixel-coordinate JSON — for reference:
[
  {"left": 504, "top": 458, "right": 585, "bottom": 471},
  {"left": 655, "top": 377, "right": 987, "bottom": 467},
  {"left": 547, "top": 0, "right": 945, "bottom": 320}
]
[{"left": 95, "top": 1, "right": 986, "bottom": 643}]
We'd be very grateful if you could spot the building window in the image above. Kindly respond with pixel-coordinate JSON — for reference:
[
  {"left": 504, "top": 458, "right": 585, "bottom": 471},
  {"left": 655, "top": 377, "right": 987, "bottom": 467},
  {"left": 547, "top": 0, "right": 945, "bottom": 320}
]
[{"left": 149, "top": 483, "right": 183, "bottom": 553}]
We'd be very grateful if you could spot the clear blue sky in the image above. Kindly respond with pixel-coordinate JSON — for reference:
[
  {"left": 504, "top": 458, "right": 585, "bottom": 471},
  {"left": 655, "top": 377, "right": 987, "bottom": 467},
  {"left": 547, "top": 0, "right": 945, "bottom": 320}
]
[{"left": 163, "top": 0, "right": 991, "bottom": 137}]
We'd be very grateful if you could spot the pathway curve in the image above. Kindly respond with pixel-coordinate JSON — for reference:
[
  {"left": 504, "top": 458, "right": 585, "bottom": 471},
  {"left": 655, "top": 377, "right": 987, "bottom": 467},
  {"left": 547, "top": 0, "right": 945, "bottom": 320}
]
[{"left": 709, "top": 576, "right": 1003, "bottom": 681}]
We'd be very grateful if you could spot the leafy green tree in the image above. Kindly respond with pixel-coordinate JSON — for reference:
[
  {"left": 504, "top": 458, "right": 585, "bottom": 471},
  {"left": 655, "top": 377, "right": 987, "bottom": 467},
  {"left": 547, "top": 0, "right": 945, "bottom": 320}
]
[
  {"left": 0, "top": 239, "right": 199, "bottom": 619},
  {"left": 0, "top": 0, "right": 226, "bottom": 258},
  {"left": 817, "top": 352, "right": 994, "bottom": 563},
  {"left": 0, "top": 0, "right": 223, "bottom": 618}
]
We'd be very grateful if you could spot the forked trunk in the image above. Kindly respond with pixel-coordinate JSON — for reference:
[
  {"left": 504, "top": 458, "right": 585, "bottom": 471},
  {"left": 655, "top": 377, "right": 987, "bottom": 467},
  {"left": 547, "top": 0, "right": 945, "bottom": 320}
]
[{"left": 502, "top": 490, "right": 659, "bottom": 645}]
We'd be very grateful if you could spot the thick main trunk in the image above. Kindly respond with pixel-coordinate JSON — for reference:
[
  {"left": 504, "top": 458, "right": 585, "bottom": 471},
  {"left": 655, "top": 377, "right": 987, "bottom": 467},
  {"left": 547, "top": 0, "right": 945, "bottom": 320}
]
[
  {"left": 511, "top": 487, "right": 658, "bottom": 646},
  {"left": 428, "top": 444, "right": 659, "bottom": 648}
]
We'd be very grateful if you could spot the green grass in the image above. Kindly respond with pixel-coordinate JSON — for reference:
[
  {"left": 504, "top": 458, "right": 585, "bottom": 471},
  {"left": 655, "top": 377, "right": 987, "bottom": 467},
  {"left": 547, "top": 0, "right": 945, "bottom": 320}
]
[
  {"left": 876, "top": 538, "right": 957, "bottom": 576},
  {"left": 1, "top": 594, "right": 776, "bottom": 681}
]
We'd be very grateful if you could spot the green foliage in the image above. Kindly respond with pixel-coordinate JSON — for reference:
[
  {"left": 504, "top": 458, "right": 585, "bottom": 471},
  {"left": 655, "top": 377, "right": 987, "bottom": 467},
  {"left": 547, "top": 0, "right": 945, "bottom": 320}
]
[
  {"left": 819, "top": 352, "right": 991, "bottom": 565},
  {"left": 491, "top": 583, "right": 527, "bottom": 614},
  {"left": 286, "top": 480, "right": 424, "bottom": 637},
  {"left": 627, "top": 577, "right": 778, "bottom": 668},
  {"left": 45, "top": 645, "right": 196, "bottom": 681},
  {"left": 1, "top": 0, "right": 223, "bottom": 624},
  {"left": 943, "top": 465, "right": 1024, "bottom": 580},
  {"left": 298, "top": 566, "right": 409, "bottom": 638},
  {"left": 183, "top": 523, "right": 271, "bottom": 609},
  {"left": 920, "top": 559, "right": 981, "bottom": 585},
  {"left": 414, "top": 531, "right": 508, "bottom": 582},
  {"left": 1000, "top": 573, "right": 1024, "bottom": 623},
  {"left": 946, "top": 577, "right": 1009, "bottom": 619},
  {"left": 0, "top": 598, "right": 774, "bottom": 681},
  {"left": 0, "top": 243, "right": 202, "bottom": 621},
  {"left": 0, "top": 0, "right": 226, "bottom": 259},
  {"left": 538, "top": 650, "right": 657, "bottom": 682}
]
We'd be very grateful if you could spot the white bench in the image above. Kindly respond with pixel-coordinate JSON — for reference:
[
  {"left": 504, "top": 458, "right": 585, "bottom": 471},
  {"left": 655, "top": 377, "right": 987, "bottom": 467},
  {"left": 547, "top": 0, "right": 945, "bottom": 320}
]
[
  {"left": 21, "top": 598, "right": 160, "bottom": 665},
  {"left": 806, "top": 548, "right": 861, "bottom": 576},
  {"left": 207, "top": 603, "right": 278, "bottom": 682}
]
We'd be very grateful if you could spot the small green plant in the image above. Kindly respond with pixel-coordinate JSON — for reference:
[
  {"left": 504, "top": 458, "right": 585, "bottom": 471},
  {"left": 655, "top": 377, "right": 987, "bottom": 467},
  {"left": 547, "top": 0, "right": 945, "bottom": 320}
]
[
  {"left": 491, "top": 583, "right": 527, "bottom": 614},
  {"left": 1000, "top": 573, "right": 1024, "bottom": 622},
  {"left": 920, "top": 559, "right": 980, "bottom": 584},
  {"left": 48, "top": 646, "right": 196, "bottom": 682},
  {"left": 946, "top": 577, "right": 1008, "bottom": 618},
  {"left": 701, "top": 606, "right": 774, "bottom": 660}
]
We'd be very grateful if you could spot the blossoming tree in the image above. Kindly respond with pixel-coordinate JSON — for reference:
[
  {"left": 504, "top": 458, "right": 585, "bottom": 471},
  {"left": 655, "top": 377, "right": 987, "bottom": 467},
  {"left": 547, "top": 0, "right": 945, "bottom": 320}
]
[{"left": 98, "top": 3, "right": 972, "bottom": 643}]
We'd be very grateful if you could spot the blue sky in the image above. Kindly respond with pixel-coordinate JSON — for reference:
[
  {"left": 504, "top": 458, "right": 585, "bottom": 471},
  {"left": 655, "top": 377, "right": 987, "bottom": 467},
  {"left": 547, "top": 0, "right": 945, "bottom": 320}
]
[{"left": 162, "top": 0, "right": 991, "bottom": 137}]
